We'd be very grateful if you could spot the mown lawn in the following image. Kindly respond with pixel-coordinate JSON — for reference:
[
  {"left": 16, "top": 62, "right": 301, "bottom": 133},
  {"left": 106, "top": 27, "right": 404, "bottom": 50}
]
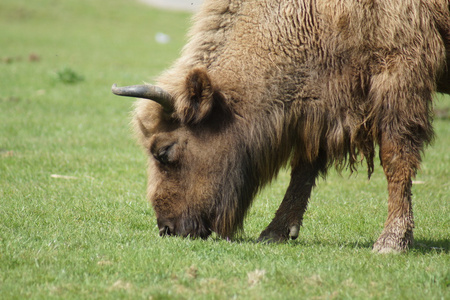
[{"left": 1, "top": 0, "right": 449, "bottom": 299}]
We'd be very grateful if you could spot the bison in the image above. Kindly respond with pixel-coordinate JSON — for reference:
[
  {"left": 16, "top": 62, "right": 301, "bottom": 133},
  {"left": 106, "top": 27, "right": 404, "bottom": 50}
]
[{"left": 112, "top": 0, "right": 450, "bottom": 253}]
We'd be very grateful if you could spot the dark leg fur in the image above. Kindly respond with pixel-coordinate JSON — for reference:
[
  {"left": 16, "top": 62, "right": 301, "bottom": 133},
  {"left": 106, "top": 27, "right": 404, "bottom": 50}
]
[{"left": 258, "top": 154, "right": 326, "bottom": 243}]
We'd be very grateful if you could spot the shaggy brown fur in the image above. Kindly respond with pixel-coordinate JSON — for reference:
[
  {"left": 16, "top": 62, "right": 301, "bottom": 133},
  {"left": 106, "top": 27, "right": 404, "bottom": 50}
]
[{"left": 128, "top": 0, "right": 450, "bottom": 253}]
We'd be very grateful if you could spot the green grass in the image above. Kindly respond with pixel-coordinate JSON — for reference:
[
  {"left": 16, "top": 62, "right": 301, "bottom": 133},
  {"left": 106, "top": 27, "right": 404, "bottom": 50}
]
[{"left": 1, "top": 0, "right": 449, "bottom": 299}]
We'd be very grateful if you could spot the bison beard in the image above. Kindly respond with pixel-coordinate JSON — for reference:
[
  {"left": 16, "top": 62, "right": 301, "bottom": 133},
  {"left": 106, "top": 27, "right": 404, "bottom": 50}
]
[{"left": 113, "top": 0, "right": 450, "bottom": 253}]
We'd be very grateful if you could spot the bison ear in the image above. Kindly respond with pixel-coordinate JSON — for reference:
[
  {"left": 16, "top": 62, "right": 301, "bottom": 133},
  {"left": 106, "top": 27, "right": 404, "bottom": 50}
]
[{"left": 176, "top": 68, "right": 230, "bottom": 124}]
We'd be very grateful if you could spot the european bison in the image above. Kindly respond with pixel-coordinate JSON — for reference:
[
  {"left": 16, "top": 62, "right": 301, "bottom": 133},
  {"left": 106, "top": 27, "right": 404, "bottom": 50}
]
[{"left": 113, "top": 0, "right": 450, "bottom": 253}]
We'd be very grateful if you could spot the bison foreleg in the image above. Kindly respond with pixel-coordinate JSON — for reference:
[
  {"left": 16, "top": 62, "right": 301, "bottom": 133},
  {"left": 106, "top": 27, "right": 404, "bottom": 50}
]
[
  {"left": 373, "top": 133, "right": 420, "bottom": 253},
  {"left": 258, "top": 156, "right": 326, "bottom": 243}
]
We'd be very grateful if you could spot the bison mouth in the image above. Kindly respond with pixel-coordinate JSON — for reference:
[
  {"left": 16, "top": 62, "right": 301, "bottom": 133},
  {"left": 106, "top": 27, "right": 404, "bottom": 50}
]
[{"left": 157, "top": 215, "right": 212, "bottom": 239}]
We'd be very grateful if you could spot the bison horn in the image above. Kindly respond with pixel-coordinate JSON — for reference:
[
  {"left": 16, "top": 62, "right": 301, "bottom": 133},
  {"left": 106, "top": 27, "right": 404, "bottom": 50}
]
[{"left": 111, "top": 84, "right": 174, "bottom": 113}]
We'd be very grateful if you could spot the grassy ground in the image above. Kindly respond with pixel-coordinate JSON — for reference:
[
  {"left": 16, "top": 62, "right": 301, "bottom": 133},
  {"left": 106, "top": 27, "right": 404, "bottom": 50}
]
[{"left": 1, "top": 0, "right": 449, "bottom": 299}]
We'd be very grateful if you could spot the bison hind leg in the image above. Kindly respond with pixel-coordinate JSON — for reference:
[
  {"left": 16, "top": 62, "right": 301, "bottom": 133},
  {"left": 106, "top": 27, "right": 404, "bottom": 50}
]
[{"left": 372, "top": 129, "right": 424, "bottom": 253}]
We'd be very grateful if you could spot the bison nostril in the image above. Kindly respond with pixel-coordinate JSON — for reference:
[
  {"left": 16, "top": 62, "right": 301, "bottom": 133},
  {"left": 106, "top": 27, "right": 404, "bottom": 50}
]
[
  {"left": 159, "top": 226, "right": 171, "bottom": 236},
  {"left": 157, "top": 218, "right": 176, "bottom": 237}
]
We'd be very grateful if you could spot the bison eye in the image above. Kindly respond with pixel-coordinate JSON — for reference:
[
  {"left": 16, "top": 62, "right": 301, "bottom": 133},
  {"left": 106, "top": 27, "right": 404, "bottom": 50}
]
[{"left": 151, "top": 143, "right": 178, "bottom": 165}]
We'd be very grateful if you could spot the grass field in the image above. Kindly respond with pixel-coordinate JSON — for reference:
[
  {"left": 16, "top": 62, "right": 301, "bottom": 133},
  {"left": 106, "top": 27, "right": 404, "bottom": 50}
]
[{"left": 1, "top": 0, "right": 449, "bottom": 299}]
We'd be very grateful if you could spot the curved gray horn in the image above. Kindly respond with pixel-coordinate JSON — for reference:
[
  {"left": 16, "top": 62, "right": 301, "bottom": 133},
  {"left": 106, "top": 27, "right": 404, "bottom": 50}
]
[{"left": 112, "top": 84, "right": 174, "bottom": 113}]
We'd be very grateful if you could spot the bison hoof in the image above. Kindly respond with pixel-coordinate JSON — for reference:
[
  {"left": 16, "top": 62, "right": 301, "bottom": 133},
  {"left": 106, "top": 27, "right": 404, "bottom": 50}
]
[
  {"left": 257, "top": 225, "right": 300, "bottom": 243},
  {"left": 372, "top": 227, "right": 413, "bottom": 254},
  {"left": 257, "top": 231, "right": 287, "bottom": 243},
  {"left": 372, "top": 240, "right": 407, "bottom": 254},
  {"left": 289, "top": 225, "right": 300, "bottom": 239},
  {"left": 372, "top": 237, "right": 411, "bottom": 254}
]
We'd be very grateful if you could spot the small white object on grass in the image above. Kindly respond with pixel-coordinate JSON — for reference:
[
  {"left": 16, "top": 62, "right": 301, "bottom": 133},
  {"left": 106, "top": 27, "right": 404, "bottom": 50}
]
[
  {"left": 51, "top": 174, "right": 78, "bottom": 180},
  {"left": 155, "top": 32, "right": 171, "bottom": 44}
]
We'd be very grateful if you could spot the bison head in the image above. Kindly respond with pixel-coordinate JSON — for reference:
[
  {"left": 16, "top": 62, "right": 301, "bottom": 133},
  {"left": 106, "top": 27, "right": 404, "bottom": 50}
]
[{"left": 112, "top": 68, "right": 263, "bottom": 239}]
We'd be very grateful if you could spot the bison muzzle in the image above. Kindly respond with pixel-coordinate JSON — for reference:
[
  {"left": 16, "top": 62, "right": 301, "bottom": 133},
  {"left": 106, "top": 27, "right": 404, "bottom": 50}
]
[{"left": 113, "top": 0, "right": 450, "bottom": 253}]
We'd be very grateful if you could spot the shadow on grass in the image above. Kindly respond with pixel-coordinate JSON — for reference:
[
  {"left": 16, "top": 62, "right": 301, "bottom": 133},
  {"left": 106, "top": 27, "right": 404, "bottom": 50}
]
[
  {"left": 229, "top": 236, "right": 449, "bottom": 254},
  {"left": 412, "top": 239, "right": 449, "bottom": 254},
  {"left": 230, "top": 236, "right": 373, "bottom": 249}
]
